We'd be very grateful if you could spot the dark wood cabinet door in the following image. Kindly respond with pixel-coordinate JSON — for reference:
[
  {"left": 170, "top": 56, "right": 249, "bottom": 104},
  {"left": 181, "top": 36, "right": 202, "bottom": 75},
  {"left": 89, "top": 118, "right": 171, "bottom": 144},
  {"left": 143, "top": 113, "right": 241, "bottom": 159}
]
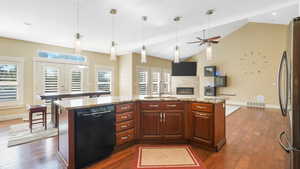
[
  {"left": 163, "top": 112, "right": 184, "bottom": 140},
  {"left": 141, "top": 111, "right": 162, "bottom": 140},
  {"left": 192, "top": 111, "right": 213, "bottom": 144}
]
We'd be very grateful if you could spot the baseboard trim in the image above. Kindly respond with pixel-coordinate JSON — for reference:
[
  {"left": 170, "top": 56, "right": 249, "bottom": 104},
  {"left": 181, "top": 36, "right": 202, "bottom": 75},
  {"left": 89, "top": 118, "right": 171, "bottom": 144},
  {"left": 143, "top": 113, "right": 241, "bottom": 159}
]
[
  {"left": 0, "top": 113, "right": 25, "bottom": 122},
  {"left": 226, "top": 101, "right": 280, "bottom": 109}
]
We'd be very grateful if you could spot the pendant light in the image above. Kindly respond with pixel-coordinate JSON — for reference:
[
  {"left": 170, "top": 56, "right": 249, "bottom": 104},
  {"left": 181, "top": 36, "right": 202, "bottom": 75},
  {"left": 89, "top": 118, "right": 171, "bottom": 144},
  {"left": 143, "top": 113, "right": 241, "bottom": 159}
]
[
  {"left": 206, "top": 9, "right": 214, "bottom": 60},
  {"left": 174, "top": 16, "right": 181, "bottom": 63},
  {"left": 141, "top": 16, "right": 147, "bottom": 63},
  {"left": 74, "top": 0, "right": 81, "bottom": 54},
  {"left": 110, "top": 9, "right": 117, "bottom": 61}
]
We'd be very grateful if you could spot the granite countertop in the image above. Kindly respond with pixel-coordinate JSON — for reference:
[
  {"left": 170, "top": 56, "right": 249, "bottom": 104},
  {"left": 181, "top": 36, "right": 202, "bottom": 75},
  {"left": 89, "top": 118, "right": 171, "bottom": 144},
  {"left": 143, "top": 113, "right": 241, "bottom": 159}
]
[{"left": 54, "top": 95, "right": 225, "bottom": 110}]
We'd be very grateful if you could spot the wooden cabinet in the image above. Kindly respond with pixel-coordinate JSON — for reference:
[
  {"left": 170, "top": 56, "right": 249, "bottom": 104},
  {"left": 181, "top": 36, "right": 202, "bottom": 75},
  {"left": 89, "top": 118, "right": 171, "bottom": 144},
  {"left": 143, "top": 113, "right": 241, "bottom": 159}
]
[
  {"left": 163, "top": 112, "right": 184, "bottom": 140},
  {"left": 140, "top": 101, "right": 184, "bottom": 142},
  {"left": 190, "top": 102, "right": 226, "bottom": 152},
  {"left": 192, "top": 111, "right": 213, "bottom": 144},
  {"left": 115, "top": 103, "right": 135, "bottom": 147},
  {"left": 141, "top": 111, "right": 162, "bottom": 140}
]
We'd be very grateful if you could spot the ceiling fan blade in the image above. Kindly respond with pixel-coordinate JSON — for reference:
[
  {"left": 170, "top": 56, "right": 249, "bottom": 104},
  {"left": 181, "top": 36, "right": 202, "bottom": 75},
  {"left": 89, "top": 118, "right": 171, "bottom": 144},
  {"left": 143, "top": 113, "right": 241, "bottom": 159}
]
[
  {"left": 199, "top": 42, "right": 206, "bottom": 46},
  {"left": 211, "top": 41, "right": 219, "bottom": 44},
  {"left": 196, "top": 37, "right": 203, "bottom": 40},
  {"left": 208, "top": 36, "right": 221, "bottom": 40},
  {"left": 187, "top": 41, "right": 202, "bottom": 44}
]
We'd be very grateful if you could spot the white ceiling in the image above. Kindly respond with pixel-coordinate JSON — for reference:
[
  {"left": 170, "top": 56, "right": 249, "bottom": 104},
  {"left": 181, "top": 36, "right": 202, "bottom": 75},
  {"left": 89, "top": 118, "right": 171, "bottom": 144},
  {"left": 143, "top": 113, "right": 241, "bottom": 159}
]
[{"left": 0, "top": 0, "right": 299, "bottom": 60}]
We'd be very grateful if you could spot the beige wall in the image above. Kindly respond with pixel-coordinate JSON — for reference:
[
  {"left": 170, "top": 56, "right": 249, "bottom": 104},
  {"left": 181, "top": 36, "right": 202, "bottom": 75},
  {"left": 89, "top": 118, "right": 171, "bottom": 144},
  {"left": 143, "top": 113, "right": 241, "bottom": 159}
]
[
  {"left": 187, "top": 22, "right": 287, "bottom": 105},
  {"left": 0, "top": 37, "right": 119, "bottom": 115}
]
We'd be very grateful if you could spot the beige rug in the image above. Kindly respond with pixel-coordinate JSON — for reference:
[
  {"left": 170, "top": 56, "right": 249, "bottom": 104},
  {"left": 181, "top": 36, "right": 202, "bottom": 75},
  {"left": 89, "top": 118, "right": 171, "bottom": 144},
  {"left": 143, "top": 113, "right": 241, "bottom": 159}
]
[
  {"left": 135, "top": 145, "right": 206, "bottom": 169},
  {"left": 7, "top": 122, "right": 58, "bottom": 147}
]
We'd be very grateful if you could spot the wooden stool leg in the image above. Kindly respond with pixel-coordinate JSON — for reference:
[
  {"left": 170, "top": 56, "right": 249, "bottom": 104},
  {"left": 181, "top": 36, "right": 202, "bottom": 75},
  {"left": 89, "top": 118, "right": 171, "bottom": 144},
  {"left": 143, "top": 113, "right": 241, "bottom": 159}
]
[
  {"left": 29, "top": 112, "right": 32, "bottom": 133},
  {"left": 44, "top": 110, "right": 47, "bottom": 130}
]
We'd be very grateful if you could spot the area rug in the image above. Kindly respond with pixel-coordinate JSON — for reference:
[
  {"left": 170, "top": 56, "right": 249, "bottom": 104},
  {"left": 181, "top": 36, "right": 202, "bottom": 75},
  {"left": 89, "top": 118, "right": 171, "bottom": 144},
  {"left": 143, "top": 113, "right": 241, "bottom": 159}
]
[
  {"left": 134, "top": 145, "right": 207, "bottom": 169},
  {"left": 225, "top": 105, "right": 241, "bottom": 116},
  {"left": 7, "top": 122, "right": 57, "bottom": 147}
]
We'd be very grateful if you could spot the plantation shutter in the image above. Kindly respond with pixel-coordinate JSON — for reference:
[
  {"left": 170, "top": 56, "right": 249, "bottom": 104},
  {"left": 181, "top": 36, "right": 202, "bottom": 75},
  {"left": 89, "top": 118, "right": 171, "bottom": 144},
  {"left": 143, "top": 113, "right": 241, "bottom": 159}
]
[
  {"left": 0, "top": 64, "right": 18, "bottom": 102},
  {"left": 162, "top": 72, "right": 171, "bottom": 94},
  {"left": 44, "top": 67, "right": 59, "bottom": 94},
  {"left": 138, "top": 71, "right": 148, "bottom": 95},
  {"left": 71, "top": 70, "right": 82, "bottom": 92},
  {"left": 151, "top": 71, "right": 160, "bottom": 95},
  {"left": 97, "top": 70, "right": 112, "bottom": 92}
]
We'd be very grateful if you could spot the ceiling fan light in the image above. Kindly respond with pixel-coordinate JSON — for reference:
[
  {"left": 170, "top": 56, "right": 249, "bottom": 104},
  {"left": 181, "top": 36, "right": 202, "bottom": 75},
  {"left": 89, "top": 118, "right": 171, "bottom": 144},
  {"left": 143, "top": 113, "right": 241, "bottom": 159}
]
[
  {"left": 174, "top": 45, "right": 180, "bottom": 63},
  {"left": 206, "top": 43, "right": 212, "bottom": 60},
  {"left": 141, "top": 45, "right": 147, "bottom": 63},
  {"left": 74, "top": 33, "right": 81, "bottom": 54},
  {"left": 110, "top": 41, "right": 116, "bottom": 61}
]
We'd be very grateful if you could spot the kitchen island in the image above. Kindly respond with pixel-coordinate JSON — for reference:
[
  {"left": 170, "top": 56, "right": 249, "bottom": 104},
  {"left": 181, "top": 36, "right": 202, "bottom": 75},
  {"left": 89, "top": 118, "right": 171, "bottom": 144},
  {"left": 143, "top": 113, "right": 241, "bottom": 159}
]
[{"left": 55, "top": 96, "right": 226, "bottom": 169}]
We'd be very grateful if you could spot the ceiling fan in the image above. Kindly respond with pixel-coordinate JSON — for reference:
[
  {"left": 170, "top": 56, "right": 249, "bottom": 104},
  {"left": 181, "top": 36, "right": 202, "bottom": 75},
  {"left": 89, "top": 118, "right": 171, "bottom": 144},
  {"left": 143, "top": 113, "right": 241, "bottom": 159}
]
[
  {"left": 187, "top": 29, "right": 221, "bottom": 46},
  {"left": 187, "top": 9, "right": 221, "bottom": 47}
]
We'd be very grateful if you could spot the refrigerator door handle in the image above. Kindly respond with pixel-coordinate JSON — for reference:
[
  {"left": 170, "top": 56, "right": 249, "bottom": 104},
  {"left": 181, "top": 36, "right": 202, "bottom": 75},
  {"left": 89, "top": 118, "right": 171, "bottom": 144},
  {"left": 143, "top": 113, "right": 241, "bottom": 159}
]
[
  {"left": 277, "top": 51, "right": 288, "bottom": 116},
  {"left": 279, "top": 131, "right": 292, "bottom": 153}
]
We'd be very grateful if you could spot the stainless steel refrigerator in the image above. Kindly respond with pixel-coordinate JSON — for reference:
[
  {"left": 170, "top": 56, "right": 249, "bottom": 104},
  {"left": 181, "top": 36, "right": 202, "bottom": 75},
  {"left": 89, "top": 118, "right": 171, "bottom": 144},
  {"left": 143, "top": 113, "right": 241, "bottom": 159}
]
[{"left": 278, "top": 17, "right": 300, "bottom": 169}]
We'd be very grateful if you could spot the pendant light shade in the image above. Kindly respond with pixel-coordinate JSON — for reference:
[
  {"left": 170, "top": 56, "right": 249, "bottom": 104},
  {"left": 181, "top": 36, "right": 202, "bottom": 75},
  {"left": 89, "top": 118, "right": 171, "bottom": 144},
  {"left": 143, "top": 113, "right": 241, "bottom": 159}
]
[
  {"left": 74, "top": 33, "right": 81, "bottom": 54},
  {"left": 141, "top": 45, "right": 147, "bottom": 63},
  {"left": 110, "top": 41, "right": 116, "bottom": 61},
  {"left": 206, "top": 43, "right": 212, "bottom": 60},
  {"left": 174, "top": 45, "right": 180, "bottom": 63},
  {"left": 110, "top": 9, "right": 117, "bottom": 61}
]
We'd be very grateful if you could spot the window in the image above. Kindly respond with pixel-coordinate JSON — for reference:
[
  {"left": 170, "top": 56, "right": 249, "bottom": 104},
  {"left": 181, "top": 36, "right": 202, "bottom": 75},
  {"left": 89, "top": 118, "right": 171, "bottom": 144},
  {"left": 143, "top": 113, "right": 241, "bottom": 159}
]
[
  {"left": 136, "top": 67, "right": 171, "bottom": 96},
  {"left": 151, "top": 71, "right": 160, "bottom": 95},
  {"left": 38, "top": 51, "right": 86, "bottom": 62},
  {"left": 71, "top": 70, "right": 82, "bottom": 92},
  {"left": 138, "top": 71, "right": 149, "bottom": 95},
  {"left": 44, "top": 67, "right": 59, "bottom": 94},
  {"left": 162, "top": 72, "right": 171, "bottom": 94},
  {"left": 0, "top": 64, "right": 18, "bottom": 103},
  {"left": 96, "top": 69, "right": 112, "bottom": 93}
]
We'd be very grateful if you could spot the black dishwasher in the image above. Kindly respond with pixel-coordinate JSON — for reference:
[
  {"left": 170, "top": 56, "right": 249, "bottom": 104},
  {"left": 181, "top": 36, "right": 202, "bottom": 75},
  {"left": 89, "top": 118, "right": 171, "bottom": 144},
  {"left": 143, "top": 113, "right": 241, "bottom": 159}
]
[{"left": 75, "top": 105, "right": 115, "bottom": 169}]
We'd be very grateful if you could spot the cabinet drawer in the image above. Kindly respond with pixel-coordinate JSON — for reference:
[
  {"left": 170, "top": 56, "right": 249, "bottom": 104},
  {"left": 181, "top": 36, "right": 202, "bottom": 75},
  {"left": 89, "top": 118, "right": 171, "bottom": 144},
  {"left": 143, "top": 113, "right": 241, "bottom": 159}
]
[
  {"left": 116, "top": 103, "right": 134, "bottom": 113},
  {"left": 116, "top": 129, "right": 134, "bottom": 145},
  {"left": 116, "top": 120, "right": 134, "bottom": 132},
  {"left": 141, "top": 102, "right": 161, "bottom": 110},
  {"left": 161, "top": 102, "right": 184, "bottom": 110},
  {"left": 192, "top": 103, "right": 213, "bottom": 112},
  {"left": 116, "top": 111, "right": 134, "bottom": 122}
]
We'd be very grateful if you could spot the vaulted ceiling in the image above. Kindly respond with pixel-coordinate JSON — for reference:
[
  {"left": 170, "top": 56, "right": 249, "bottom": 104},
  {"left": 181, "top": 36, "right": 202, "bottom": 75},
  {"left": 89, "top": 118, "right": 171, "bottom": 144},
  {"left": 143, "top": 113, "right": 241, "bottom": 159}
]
[{"left": 0, "top": 0, "right": 299, "bottom": 60}]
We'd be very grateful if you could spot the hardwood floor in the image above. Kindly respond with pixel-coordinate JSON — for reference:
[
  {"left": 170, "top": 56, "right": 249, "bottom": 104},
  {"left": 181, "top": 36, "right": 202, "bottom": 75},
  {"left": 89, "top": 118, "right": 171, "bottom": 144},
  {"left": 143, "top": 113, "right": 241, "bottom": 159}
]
[{"left": 0, "top": 107, "right": 288, "bottom": 169}]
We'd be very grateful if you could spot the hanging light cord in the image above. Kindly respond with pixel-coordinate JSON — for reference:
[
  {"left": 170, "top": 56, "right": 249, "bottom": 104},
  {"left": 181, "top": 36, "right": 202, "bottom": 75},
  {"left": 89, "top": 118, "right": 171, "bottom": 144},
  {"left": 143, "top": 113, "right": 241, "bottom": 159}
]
[
  {"left": 76, "top": 0, "right": 79, "bottom": 34},
  {"left": 111, "top": 12, "right": 115, "bottom": 43}
]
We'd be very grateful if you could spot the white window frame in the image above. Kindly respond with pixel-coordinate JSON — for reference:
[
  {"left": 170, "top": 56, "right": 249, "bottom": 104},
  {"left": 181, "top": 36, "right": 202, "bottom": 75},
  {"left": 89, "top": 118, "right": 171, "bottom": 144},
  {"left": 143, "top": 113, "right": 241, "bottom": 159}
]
[
  {"left": 0, "top": 56, "right": 24, "bottom": 107},
  {"left": 95, "top": 66, "right": 114, "bottom": 96}
]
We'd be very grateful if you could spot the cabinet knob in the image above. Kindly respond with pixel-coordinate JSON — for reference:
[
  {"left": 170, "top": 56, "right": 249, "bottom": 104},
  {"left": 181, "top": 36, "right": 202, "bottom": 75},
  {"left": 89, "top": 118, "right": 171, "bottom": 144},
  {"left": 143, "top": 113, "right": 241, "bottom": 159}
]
[{"left": 121, "top": 136, "right": 128, "bottom": 140}]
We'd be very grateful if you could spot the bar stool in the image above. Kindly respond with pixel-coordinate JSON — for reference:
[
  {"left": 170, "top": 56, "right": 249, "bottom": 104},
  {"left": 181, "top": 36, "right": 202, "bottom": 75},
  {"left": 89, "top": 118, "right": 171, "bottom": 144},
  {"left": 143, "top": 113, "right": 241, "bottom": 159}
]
[{"left": 28, "top": 105, "right": 47, "bottom": 133}]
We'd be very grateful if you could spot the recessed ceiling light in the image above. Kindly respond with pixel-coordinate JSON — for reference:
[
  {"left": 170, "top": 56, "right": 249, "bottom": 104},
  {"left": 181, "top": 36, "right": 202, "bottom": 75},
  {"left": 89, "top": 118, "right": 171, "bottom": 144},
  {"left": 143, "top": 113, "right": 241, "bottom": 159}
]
[
  {"left": 272, "top": 12, "right": 277, "bottom": 16},
  {"left": 24, "top": 22, "right": 32, "bottom": 26}
]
